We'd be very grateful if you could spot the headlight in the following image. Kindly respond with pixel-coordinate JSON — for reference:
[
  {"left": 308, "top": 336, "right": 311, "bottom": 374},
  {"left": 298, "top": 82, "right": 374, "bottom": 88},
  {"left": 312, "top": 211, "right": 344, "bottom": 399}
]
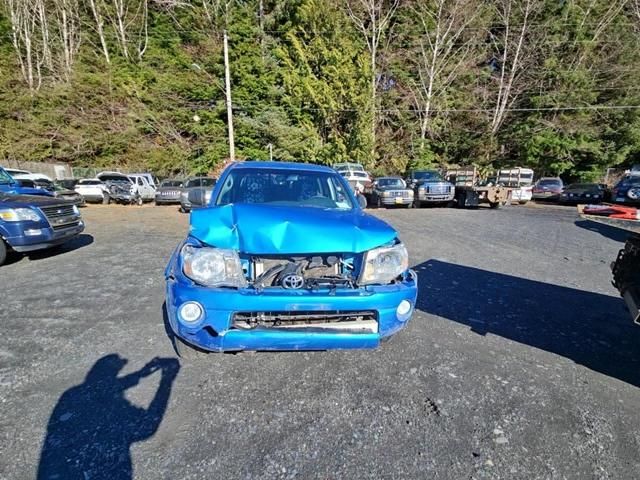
[
  {"left": 359, "top": 243, "right": 409, "bottom": 285},
  {"left": 382, "top": 191, "right": 391, "bottom": 197},
  {"left": 0, "top": 208, "right": 41, "bottom": 222},
  {"left": 181, "top": 244, "right": 247, "bottom": 288}
]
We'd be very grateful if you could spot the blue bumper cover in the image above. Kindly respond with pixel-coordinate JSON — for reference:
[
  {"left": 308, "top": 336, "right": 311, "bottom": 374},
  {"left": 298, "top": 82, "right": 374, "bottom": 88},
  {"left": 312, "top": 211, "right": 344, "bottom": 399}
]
[
  {"left": 2, "top": 220, "right": 84, "bottom": 252},
  {"left": 165, "top": 267, "right": 418, "bottom": 352}
]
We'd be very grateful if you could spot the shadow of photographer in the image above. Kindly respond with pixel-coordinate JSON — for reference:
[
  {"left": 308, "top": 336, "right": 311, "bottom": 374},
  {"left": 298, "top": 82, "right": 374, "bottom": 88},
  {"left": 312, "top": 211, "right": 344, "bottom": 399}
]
[{"left": 37, "top": 354, "right": 180, "bottom": 480}]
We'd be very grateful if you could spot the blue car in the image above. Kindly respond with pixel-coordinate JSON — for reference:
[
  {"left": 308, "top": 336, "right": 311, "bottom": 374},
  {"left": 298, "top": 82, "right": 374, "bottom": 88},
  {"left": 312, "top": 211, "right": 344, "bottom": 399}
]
[
  {"left": 0, "top": 166, "right": 54, "bottom": 197},
  {"left": 165, "top": 161, "right": 418, "bottom": 356},
  {"left": 611, "top": 176, "right": 640, "bottom": 205},
  {"left": 0, "top": 192, "right": 84, "bottom": 265}
]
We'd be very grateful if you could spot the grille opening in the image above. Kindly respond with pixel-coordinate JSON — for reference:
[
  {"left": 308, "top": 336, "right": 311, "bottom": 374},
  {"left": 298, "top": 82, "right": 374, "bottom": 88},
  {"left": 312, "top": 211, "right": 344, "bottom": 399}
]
[
  {"left": 40, "top": 204, "right": 75, "bottom": 218},
  {"left": 52, "top": 221, "right": 80, "bottom": 231},
  {"left": 232, "top": 310, "right": 377, "bottom": 329}
]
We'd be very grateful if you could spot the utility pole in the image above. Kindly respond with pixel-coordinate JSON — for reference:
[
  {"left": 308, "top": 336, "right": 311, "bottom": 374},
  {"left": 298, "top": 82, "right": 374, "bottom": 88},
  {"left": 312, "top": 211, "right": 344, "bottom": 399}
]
[{"left": 223, "top": 30, "right": 235, "bottom": 162}]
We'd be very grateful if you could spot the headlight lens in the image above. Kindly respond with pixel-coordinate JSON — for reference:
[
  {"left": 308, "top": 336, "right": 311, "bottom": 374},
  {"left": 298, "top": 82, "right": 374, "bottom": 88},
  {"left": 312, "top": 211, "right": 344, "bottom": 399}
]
[
  {"left": 181, "top": 244, "right": 247, "bottom": 288},
  {"left": 359, "top": 243, "right": 409, "bottom": 285},
  {"left": 0, "top": 208, "right": 41, "bottom": 222}
]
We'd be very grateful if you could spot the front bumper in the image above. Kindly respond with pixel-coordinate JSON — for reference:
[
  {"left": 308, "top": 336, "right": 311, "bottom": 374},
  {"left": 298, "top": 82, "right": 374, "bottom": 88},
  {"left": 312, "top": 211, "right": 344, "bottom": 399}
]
[
  {"left": 5, "top": 221, "right": 85, "bottom": 252},
  {"left": 532, "top": 191, "right": 560, "bottom": 200},
  {"left": 165, "top": 268, "right": 418, "bottom": 352},
  {"left": 417, "top": 192, "right": 455, "bottom": 202},
  {"left": 380, "top": 196, "right": 413, "bottom": 206},
  {"left": 156, "top": 197, "right": 181, "bottom": 204}
]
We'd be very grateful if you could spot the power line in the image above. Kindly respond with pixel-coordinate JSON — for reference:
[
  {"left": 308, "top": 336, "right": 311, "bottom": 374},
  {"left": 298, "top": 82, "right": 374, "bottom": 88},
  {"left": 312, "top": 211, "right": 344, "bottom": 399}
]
[{"left": 181, "top": 101, "right": 640, "bottom": 114}]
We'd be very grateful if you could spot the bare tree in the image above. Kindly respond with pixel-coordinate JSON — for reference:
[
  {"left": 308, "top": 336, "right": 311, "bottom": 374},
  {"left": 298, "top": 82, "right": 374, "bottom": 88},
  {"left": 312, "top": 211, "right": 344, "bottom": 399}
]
[
  {"left": 52, "top": 0, "right": 81, "bottom": 80},
  {"left": 5, "top": 0, "right": 51, "bottom": 91},
  {"left": 409, "top": 0, "right": 481, "bottom": 148},
  {"left": 87, "top": 0, "right": 110, "bottom": 63},
  {"left": 86, "top": 0, "right": 149, "bottom": 61},
  {"left": 346, "top": 0, "right": 399, "bottom": 162},
  {"left": 488, "top": 0, "right": 540, "bottom": 136}
]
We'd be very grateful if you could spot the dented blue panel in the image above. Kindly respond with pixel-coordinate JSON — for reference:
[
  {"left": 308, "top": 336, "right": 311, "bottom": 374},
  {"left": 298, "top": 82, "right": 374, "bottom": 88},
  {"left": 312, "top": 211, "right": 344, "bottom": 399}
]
[{"left": 189, "top": 203, "right": 397, "bottom": 254}]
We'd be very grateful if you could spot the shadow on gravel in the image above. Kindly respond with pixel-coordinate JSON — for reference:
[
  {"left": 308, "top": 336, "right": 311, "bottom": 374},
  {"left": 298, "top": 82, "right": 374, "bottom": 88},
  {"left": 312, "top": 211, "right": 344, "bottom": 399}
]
[
  {"left": 574, "top": 219, "right": 634, "bottom": 243},
  {"left": 4, "top": 234, "right": 95, "bottom": 266},
  {"left": 416, "top": 260, "right": 640, "bottom": 388},
  {"left": 37, "top": 354, "right": 180, "bottom": 480}
]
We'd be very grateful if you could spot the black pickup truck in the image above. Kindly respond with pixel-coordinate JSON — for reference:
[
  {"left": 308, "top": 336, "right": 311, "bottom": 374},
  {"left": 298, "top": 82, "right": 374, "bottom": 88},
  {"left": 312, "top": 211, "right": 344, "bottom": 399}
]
[{"left": 0, "top": 192, "right": 84, "bottom": 266}]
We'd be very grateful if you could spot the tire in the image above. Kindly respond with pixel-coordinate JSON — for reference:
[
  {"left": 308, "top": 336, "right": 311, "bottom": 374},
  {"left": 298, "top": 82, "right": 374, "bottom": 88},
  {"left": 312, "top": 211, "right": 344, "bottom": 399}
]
[
  {"left": 489, "top": 201, "right": 500, "bottom": 209},
  {"left": 175, "top": 336, "right": 208, "bottom": 360},
  {"left": 519, "top": 201, "right": 528, "bottom": 205},
  {"left": 102, "top": 193, "right": 110, "bottom": 205},
  {"left": 0, "top": 240, "right": 7, "bottom": 266}
]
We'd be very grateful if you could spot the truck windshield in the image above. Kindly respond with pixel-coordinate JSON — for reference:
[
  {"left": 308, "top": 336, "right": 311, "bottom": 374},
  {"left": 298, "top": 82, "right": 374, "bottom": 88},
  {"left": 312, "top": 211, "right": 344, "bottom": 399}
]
[
  {"left": 185, "top": 178, "right": 216, "bottom": 188},
  {"left": 0, "top": 169, "right": 15, "bottom": 185},
  {"left": 414, "top": 171, "right": 442, "bottom": 181},
  {"left": 161, "top": 180, "right": 184, "bottom": 187},
  {"left": 216, "top": 169, "right": 354, "bottom": 210},
  {"left": 377, "top": 178, "right": 405, "bottom": 188},
  {"left": 537, "top": 179, "right": 562, "bottom": 186}
]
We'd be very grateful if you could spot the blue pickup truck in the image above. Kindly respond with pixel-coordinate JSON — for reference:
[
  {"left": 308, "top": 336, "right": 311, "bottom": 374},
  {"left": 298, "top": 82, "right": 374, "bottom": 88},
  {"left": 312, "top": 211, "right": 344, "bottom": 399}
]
[{"left": 0, "top": 191, "right": 85, "bottom": 266}]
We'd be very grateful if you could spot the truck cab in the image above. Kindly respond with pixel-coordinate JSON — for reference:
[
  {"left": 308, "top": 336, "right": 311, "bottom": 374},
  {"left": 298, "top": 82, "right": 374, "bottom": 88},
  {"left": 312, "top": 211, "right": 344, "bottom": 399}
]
[{"left": 0, "top": 192, "right": 84, "bottom": 265}]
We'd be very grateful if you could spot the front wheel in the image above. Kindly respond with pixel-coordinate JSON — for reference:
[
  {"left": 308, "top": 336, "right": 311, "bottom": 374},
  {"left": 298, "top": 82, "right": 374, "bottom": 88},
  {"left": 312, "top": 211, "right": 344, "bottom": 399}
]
[
  {"left": 0, "top": 240, "right": 7, "bottom": 266},
  {"left": 175, "top": 337, "right": 208, "bottom": 360},
  {"left": 519, "top": 201, "right": 528, "bottom": 205}
]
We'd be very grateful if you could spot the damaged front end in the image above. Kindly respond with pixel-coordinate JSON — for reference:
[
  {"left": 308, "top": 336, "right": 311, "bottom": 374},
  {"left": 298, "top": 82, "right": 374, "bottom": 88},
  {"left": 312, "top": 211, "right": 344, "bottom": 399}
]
[{"left": 165, "top": 236, "right": 417, "bottom": 352}]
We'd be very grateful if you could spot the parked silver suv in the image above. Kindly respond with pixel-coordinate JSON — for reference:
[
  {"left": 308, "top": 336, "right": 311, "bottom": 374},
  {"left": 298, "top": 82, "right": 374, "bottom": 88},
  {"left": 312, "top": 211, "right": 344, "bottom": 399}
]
[{"left": 179, "top": 177, "right": 217, "bottom": 213}]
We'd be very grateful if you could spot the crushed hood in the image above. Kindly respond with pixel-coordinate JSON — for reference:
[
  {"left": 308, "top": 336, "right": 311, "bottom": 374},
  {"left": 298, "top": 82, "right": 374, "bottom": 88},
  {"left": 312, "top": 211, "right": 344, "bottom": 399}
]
[{"left": 190, "top": 204, "right": 397, "bottom": 254}]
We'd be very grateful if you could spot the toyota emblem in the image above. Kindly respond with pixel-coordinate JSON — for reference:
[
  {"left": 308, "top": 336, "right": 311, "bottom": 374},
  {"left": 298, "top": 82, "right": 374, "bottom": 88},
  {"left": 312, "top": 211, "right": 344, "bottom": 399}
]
[{"left": 281, "top": 274, "right": 305, "bottom": 290}]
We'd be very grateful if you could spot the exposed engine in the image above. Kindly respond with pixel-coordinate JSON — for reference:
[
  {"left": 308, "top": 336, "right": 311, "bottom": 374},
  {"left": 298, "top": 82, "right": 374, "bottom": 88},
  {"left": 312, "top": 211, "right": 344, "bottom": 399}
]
[{"left": 251, "top": 255, "right": 355, "bottom": 290}]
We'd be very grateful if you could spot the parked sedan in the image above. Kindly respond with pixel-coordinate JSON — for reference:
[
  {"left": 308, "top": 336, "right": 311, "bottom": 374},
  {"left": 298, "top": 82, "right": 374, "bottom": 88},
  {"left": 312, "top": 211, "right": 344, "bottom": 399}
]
[
  {"left": 370, "top": 177, "right": 414, "bottom": 208},
  {"left": 612, "top": 176, "right": 640, "bottom": 205},
  {"left": 155, "top": 179, "right": 184, "bottom": 205},
  {"left": 532, "top": 177, "right": 564, "bottom": 200},
  {"left": 179, "top": 177, "right": 216, "bottom": 213},
  {"left": 74, "top": 179, "right": 108, "bottom": 203},
  {"left": 52, "top": 183, "right": 85, "bottom": 206},
  {"left": 559, "top": 183, "right": 605, "bottom": 204}
]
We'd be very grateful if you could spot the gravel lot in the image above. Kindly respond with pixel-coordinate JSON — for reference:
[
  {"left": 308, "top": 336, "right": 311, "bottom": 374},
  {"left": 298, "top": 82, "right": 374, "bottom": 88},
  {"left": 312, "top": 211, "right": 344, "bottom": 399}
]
[{"left": 1, "top": 203, "right": 639, "bottom": 479}]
